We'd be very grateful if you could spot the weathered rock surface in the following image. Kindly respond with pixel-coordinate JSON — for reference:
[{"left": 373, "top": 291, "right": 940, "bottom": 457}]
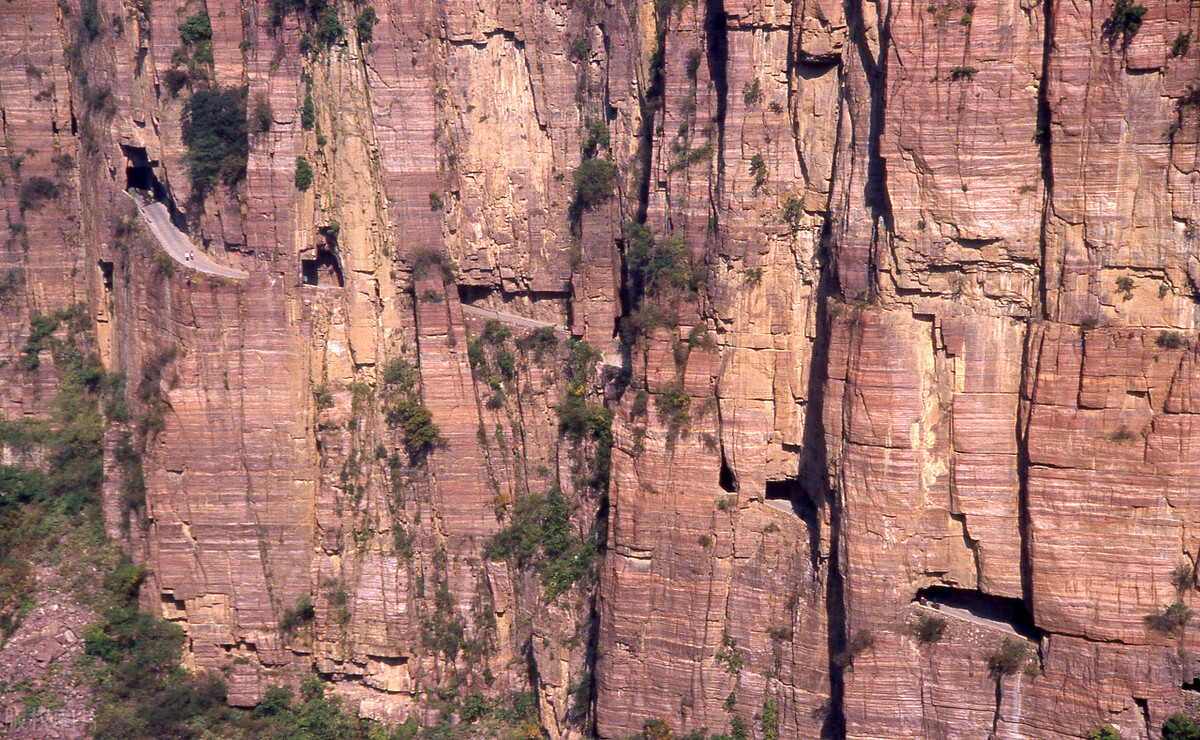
[{"left": 0, "top": 0, "right": 1196, "bottom": 738}]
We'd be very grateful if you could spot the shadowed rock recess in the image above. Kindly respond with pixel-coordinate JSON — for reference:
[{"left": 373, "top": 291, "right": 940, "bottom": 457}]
[{"left": 0, "top": 0, "right": 1199, "bottom": 737}]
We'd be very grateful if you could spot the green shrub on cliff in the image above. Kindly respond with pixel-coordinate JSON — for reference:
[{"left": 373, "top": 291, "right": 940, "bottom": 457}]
[
  {"left": 1164, "top": 714, "right": 1200, "bottom": 740},
  {"left": 294, "top": 156, "right": 314, "bottom": 191},
  {"left": 1145, "top": 601, "right": 1191, "bottom": 634},
  {"left": 354, "top": 5, "right": 376, "bottom": 44},
  {"left": 178, "top": 12, "right": 212, "bottom": 45},
  {"left": 572, "top": 157, "right": 617, "bottom": 208},
  {"left": 986, "top": 636, "right": 1029, "bottom": 675},
  {"left": 182, "top": 86, "right": 248, "bottom": 189},
  {"left": 381, "top": 355, "right": 445, "bottom": 464},
  {"left": 1105, "top": 0, "right": 1147, "bottom": 43},
  {"left": 485, "top": 487, "right": 598, "bottom": 600},
  {"left": 314, "top": 5, "right": 343, "bottom": 46}
]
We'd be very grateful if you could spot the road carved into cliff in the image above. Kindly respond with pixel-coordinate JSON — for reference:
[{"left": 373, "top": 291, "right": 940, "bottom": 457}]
[
  {"left": 914, "top": 586, "right": 1043, "bottom": 641},
  {"left": 126, "top": 191, "right": 249, "bottom": 280},
  {"left": 460, "top": 304, "right": 562, "bottom": 332}
]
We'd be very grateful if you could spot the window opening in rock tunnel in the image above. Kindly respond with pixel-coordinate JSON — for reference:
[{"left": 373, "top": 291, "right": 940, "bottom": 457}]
[
  {"left": 98, "top": 260, "right": 113, "bottom": 291},
  {"left": 302, "top": 248, "right": 344, "bottom": 287},
  {"left": 913, "top": 585, "right": 1043, "bottom": 640},
  {"left": 1183, "top": 678, "right": 1200, "bottom": 693}
]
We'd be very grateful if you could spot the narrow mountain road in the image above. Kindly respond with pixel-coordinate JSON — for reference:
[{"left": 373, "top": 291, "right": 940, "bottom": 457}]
[
  {"left": 126, "top": 191, "right": 249, "bottom": 280},
  {"left": 915, "top": 602, "right": 1024, "bottom": 638},
  {"left": 461, "top": 304, "right": 562, "bottom": 332}
]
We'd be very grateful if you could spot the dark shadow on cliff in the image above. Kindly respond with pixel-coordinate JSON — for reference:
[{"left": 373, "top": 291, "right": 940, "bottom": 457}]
[{"left": 800, "top": 221, "right": 843, "bottom": 739}]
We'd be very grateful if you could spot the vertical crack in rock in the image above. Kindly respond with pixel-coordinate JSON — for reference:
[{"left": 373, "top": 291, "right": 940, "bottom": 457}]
[
  {"left": 843, "top": 0, "right": 894, "bottom": 299},
  {"left": 1017, "top": 327, "right": 1037, "bottom": 622},
  {"left": 1020, "top": 0, "right": 1055, "bottom": 621},
  {"left": 991, "top": 675, "right": 1003, "bottom": 737},
  {"left": 1035, "top": 0, "right": 1056, "bottom": 316},
  {"left": 801, "top": 217, "right": 844, "bottom": 739},
  {"left": 704, "top": 0, "right": 728, "bottom": 206}
]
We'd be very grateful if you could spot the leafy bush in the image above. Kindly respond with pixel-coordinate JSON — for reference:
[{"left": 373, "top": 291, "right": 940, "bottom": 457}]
[
  {"left": 279, "top": 594, "right": 315, "bottom": 632},
  {"left": 783, "top": 196, "right": 803, "bottom": 228},
  {"left": 182, "top": 86, "right": 248, "bottom": 189},
  {"left": 554, "top": 339, "right": 612, "bottom": 488},
  {"left": 949, "top": 65, "right": 978, "bottom": 81},
  {"left": 1157, "top": 331, "right": 1186, "bottom": 349},
  {"left": 1146, "top": 601, "right": 1191, "bottom": 634},
  {"left": 485, "top": 488, "right": 597, "bottom": 599},
  {"left": 294, "top": 156, "right": 314, "bottom": 191},
  {"left": 1116, "top": 275, "right": 1134, "bottom": 299},
  {"left": 583, "top": 118, "right": 610, "bottom": 158},
  {"left": 178, "top": 12, "right": 212, "bottom": 45},
  {"left": 478, "top": 319, "right": 510, "bottom": 347},
  {"left": 749, "top": 153, "right": 767, "bottom": 188},
  {"left": 1109, "top": 426, "right": 1136, "bottom": 442},
  {"left": 1088, "top": 726, "right": 1122, "bottom": 740},
  {"left": 743, "top": 77, "right": 761, "bottom": 106},
  {"left": 495, "top": 348, "right": 516, "bottom": 380},
  {"left": 19, "top": 176, "right": 59, "bottom": 211},
  {"left": 1105, "top": 0, "right": 1147, "bottom": 43},
  {"left": 355, "top": 6, "right": 376, "bottom": 43},
  {"left": 833, "top": 628, "right": 875, "bottom": 667},
  {"left": 716, "top": 635, "right": 744, "bottom": 674},
  {"left": 1172, "top": 31, "right": 1192, "bottom": 57},
  {"left": 655, "top": 383, "right": 691, "bottom": 447},
  {"left": 387, "top": 402, "right": 445, "bottom": 464},
  {"left": 623, "top": 221, "right": 699, "bottom": 299},
  {"left": 761, "top": 698, "right": 778, "bottom": 740},
  {"left": 569, "top": 35, "right": 590, "bottom": 61},
  {"left": 1173, "top": 562, "right": 1195, "bottom": 593},
  {"left": 250, "top": 91, "right": 273, "bottom": 133},
  {"left": 382, "top": 357, "right": 416, "bottom": 392},
  {"left": 670, "top": 142, "right": 714, "bottom": 172},
  {"left": 516, "top": 326, "right": 557, "bottom": 361},
  {"left": 314, "top": 5, "right": 343, "bottom": 46},
  {"left": 163, "top": 67, "right": 190, "bottom": 96},
  {"left": 411, "top": 248, "right": 456, "bottom": 281},
  {"left": 301, "top": 89, "right": 315, "bottom": 129},
  {"left": 914, "top": 613, "right": 947, "bottom": 643},
  {"left": 81, "top": 0, "right": 103, "bottom": 39},
  {"left": 731, "top": 715, "right": 748, "bottom": 740},
  {"left": 1165, "top": 713, "right": 1200, "bottom": 740},
  {"left": 987, "top": 637, "right": 1029, "bottom": 675},
  {"left": 573, "top": 158, "right": 618, "bottom": 208}
]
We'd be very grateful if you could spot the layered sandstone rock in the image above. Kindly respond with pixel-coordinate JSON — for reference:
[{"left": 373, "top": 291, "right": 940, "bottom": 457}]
[{"left": 0, "top": 0, "right": 1197, "bottom": 738}]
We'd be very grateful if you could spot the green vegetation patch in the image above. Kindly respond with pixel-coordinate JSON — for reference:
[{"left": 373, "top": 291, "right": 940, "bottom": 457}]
[
  {"left": 573, "top": 158, "right": 618, "bottom": 209},
  {"left": 178, "top": 12, "right": 212, "bottom": 45},
  {"left": 485, "top": 487, "right": 598, "bottom": 600},
  {"left": 381, "top": 356, "right": 446, "bottom": 465},
  {"left": 182, "top": 86, "right": 248, "bottom": 189}
]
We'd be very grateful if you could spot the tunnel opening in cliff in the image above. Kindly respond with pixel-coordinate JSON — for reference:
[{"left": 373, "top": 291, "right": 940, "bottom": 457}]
[
  {"left": 913, "top": 586, "right": 1044, "bottom": 640},
  {"left": 122, "top": 144, "right": 167, "bottom": 202},
  {"left": 302, "top": 248, "right": 344, "bottom": 287}
]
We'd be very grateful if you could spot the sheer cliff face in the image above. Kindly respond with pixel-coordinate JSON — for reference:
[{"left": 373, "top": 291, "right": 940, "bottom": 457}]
[{"left": 2, "top": 0, "right": 1199, "bottom": 735}]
